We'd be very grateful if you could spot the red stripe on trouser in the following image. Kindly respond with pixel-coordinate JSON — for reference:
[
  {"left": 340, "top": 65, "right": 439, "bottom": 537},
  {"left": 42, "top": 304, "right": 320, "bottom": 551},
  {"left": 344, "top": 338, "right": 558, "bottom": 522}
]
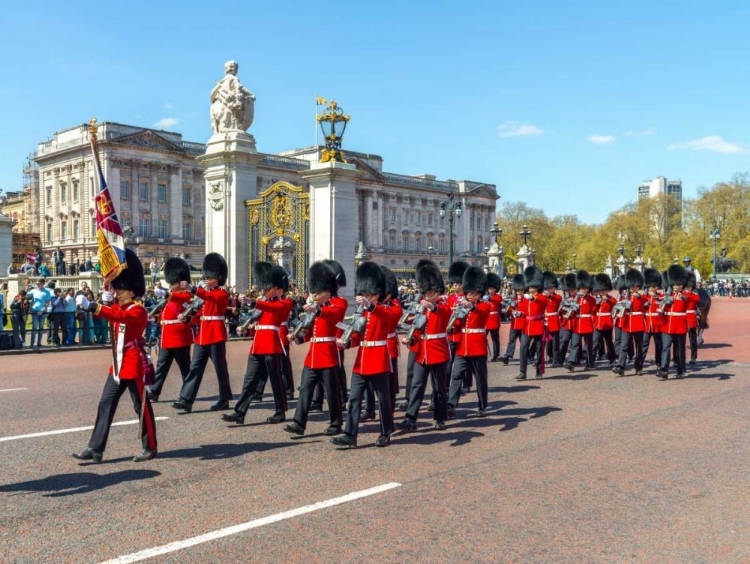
[{"left": 134, "top": 377, "right": 157, "bottom": 450}]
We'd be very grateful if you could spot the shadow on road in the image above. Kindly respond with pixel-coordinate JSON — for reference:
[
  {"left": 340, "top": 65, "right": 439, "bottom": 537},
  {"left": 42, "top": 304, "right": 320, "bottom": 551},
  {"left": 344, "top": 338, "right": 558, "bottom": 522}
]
[
  {"left": 698, "top": 343, "right": 731, "bottom": 349},
  {"left": 0, "top": 469, "right": 161, "bottom": 497},
  {"left": 158, "top": 441, "right": 304, "bottom": 461},
  {"left": 488, "top": 385, "right": 541, "bottom": 393},
  {"left": 394, "top": 430, "right": 485, "bottom": 447}
]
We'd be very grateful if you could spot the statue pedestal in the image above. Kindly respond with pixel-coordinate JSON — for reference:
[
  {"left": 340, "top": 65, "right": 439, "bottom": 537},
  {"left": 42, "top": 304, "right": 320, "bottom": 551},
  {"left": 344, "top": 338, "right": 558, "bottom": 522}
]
[
  {"left": 299, "top": 161, "right": 364, "bottom": 306},
  {"left": 487, "top": 243, "right": 504, "bottom": 279},
  {"left": 197, "top": 131, "right": 262, "bottom": 291},
  {"left": 517, "top": 244, "right": 533, "bottom": 274},
  {"left": 604, "top": 255, "right": 615, "bottom": 280}
]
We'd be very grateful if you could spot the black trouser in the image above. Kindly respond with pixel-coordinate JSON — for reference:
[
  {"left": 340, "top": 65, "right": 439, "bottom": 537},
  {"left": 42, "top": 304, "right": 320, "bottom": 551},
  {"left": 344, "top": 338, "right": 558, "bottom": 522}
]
[
  {"left": 448, "top": 356, "right": 488, "bottom": 411},
  {"left": 545, "top": 330, "right": 560, "bottom": 365},
  {"left": 179, "top": 342, "right": 233, "bottom": 404},
  {"left": 406, "top": 360, "right": 448, "bottom": 422},
  {"left": 389, "top": 357, "right": 398, "bottom": 414},
  {"left": 344, "top": 372, "right": 393, "bottom": 439},
  {"left": 661, "top": 333, "right": 686, "bottom": 375},
  {"left": 150, "top": 345, "right": 191, "bottom": 396},
  {"left": 593, "top": 328, "right": 616, "bottom": 364},
  {"left": 294, "top": 365, "right": 342, "bottom": 429},
  {"left": 519, "top": 333, "right": 543, "bottom": 377},
  {"left": 559, "top": 328, "right": 572, "bottom": 362},
  {"left": 568, "top": 332, "right": 594, "bottom": 368},
  {"left": 488, "top": 328, "right": 500, "bottom": 360},
  {"left": 51, "top": 312, "right": 66, "bottom": 345},
  {"left": 11, "top": 314, "right": 25, "bottom": 348},
  {"left": 235, "top": 354, "right": 287, "bottom": 416},
  {"left": 402, "top": 350, "right": 416, "bottom": 402},
  {"left": 618, "top": 331, "right": 644, "bottom": 372},
  {"left": 313, "top": 351, "right": 348, "bottom": 407},
  {"left": 688, "top": 327, "right": 698, "bottom": 362},
  {"left": 641, "top": 331, "right": 663, "bottom": 364},
  {"left": 504, "top": 328, "right": 522, "bottom": 359},
  {"left": 88, "top": 374, "right": 157, "bottom": 454},
  {"left": 614, "top": 326, "right": 634, "bottom": 361},
  {"left": 281, "top": 345, "right": 294, "bottom": 395}
]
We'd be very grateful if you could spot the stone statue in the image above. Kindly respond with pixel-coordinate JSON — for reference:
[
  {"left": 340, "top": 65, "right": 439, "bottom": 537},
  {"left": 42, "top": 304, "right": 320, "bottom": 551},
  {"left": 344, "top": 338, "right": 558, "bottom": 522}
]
[{"left": 210, "top": 60, "right": 256, "bottom": 134}]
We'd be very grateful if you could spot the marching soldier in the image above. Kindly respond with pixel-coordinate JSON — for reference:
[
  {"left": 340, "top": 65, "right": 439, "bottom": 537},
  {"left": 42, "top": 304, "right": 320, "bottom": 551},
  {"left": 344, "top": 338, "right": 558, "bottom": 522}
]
[
  {"left": 592, "top": 273, "right": 617, "bottom": 368},
  {"left": 446, "top": 261, "right": 471, "bottom": 394},
  {"left": 516, "top": 266, "right": 548, "bottom": 380},
  {"left": 612, "top": 269, "right": 646, "bottom": 376},
  {"left": 331, "top": 262, "right": 396, "bottom": 448},
  {"left": 499, "top": 274, "right": 527, "bottom": 365},
  {"left": 558, "top": 273, "right": 577, "bottom": 364},
  {"left": 72, "top": 249, "right": 157, "bottom": 463},
  {"left": 542, "top": 271, "right": 562, "bottom": 368},
  {"left": 222, "top": 263, "right": 292, "bottom": 425},
  {"left": 641, "top": 268, "right": 665, "bottom": 367},
  {"left": 382, "top": 266, "right": 402, "bottom": 413},
  {"left": 486, "top": 273, "right": 503, "bottom": 362},
  {"left": 658, "top": 265, "right": 689, "bottom": 380},
  {"left": 284, "top": 262, "right": 346, "bottom": 436},
  {"left": 147, "top": 257, "right": 194, "bottom": 402},
  {"left": 172, "top": 253, "right": 233, "bottom": 413},
  {"left": 564, "top": 270, "right": 597, "bottom": 372},
  {"left": 612, "top": 275, "right": 633, "bottom": 365},
  {"left": 684, "top": 271, "right": 701, "bottom": 366}
]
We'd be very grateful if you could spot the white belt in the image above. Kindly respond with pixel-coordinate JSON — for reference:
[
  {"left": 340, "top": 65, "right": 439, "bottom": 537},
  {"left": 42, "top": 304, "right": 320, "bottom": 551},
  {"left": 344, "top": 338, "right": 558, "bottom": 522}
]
[
  {"left": 160, "top": 319, "right": 184, "bottom": 325},
  {"left": 687, "top": 310, "right": 696, "bottom": 314},
  {"left": 596, "top": 312, "right": 610, "bottom": 316},
  {"left": 387, "top": 332, "right": 397, "bottom": 339},
  {"left": 281, "top": 321, "right": 288, "bottom": 327},
  {"left": 422, "top": 333, "right": 447, "bottom": 340},
  {"left": 310, "top": 336, "right": 336, "bottom": 343},
  {"left": 462, "top": 328, "right": 486, "bottom": 334},
  {"left": 201, "top": 316, "right": 224, "bottom": 321},
  {"left": 668, "top": 313, "right": 686, "bottom": 317},
  {"left": 361, "top": 340, "right": 387, "bottom": 347},
  {"left": 645, "top": 313, "right": 662, "bottom": 317},
  {"left": 545, "top": 312, "right": 558, "bottom": 317},
  {"left": 255, "top": 325, "right": 280, "bottom": 331},
  {"left": 578, "top": 314, "right": 593, "bottom": 318},
  {"left": 489, "top": 311, "right": 499, "bottom": 315},
  {"left": 629, "top": 312, "right": 644, "bottom": 315}
]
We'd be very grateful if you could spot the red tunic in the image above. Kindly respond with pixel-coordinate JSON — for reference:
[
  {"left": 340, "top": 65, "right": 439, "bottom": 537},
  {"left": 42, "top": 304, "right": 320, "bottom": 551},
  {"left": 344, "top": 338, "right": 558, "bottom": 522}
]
[
  {"left": 415, "top": 301, "right": 451, "bottom": 365},
  {"left": 573, "top": 294, "right": 597, "bottom": 335},
  {"left": 485, "top": 293, "right": 502, "bottom": 331},
  {"left": 351, "top": 304, "right": 395, "bottom": 376},
  {"left": 544, "top": 292, "right": 562, "bottom": 333},
  {"left": 195, "top": 286, "right": 228, "bottom": 346},
  {"left": 560, "top": 292, "right": 576, "bottom": 332},
  {"left": 447, "top": 292, "right": 466, "bottom": 342},
  {"left": 508, "top": 294, "right": 527, "bottom": 331},
  {"left": 159, "top": 290, "right": 194, "bottom": 349},
  {"left": 595, "top": 295, "right": 616, "bottom": 331},
  {"left": 663, "top": 293, "right": 689, "bottom": 334},
  {"left": 94, "top": 301, "right": 148, "bottom": 380},
  {"left": 622, "top": 293, "right": 646, "bottom": 333},
  {"left": 331, "top": 296, "right": 349, "bottom": 338},
  {"left": 685, "top": 291, "right": 700, "bottom": 329},
  {"left": 278, "top": 297, "right": 294, "bottom": 347},
  {"left": 384, "top": 299, "right": 402, "bottom": 360},
  {"left": 644, "top": 291, "right": 665, "bottom": 334},
  {"left": 457, "top": 300, "right": 493, "bottom": 357},
  {"left": 250, "top": 297, "right": 293, "bottom": 355},
  {"left": 523, "top": 294, "right": 549, "bottom": 337},
  {"left": 304, "top": 299, "right": 347, "bottom": 369}
]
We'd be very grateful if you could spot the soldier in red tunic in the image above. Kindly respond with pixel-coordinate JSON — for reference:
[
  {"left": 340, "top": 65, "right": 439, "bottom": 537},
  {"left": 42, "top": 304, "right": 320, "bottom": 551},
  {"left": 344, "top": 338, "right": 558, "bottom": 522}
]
[
  {"left": 486, "top": 273, "right": 503, "bottom": 362},
  {"left": 398, "top": 263, "right": 451, "bottom": 430},
  {"left": 516, "top": 266, "right": 549, "bottom": 380},
  {"left": 500, "top": 274, "right": 527, "bottom": 365},
  {"left": 171, "top": 253, "right": 233, "bottom": 413},
  {"left": 658, "top": 265, "right": 690, "bottom": 379},
  {"left": 564, "top": 270, "right": 597, "bottom": 372},
  {"left": 558, "top": 273, "right": 578, "bottom": 364},
  {"left": 542, "top": 271, "right": 562, "bottom": 368},
  {"left": 641, "top": 268, "right": 665, "bottom": 367},
  {"left": 592, "top": 273, "right": 617, "bottom": 368},
  {"left": 612, "top": 269, "right": 646, "bottom": 376},
  {"left": 331, "top": 262, "right": 395, "bottom": 448},
  {"left": 222, "top": 263, "right": 292, "bottom": 425},
  {"left": 147, "top": 257, "right": 193, "bottom": 402},
  {"left": 684, "top": 272, "right": 701, "bottom": 366},
  {"left": 381, "top": 266, "right": 402, "bottom": 413},
  {"left": 72, "top": 249, "right": 157, "bottom": 463},
  {"left": 446, "top": 261, "right": 471, "bottom": 394},
  {"left": 283, "top": 262, "right": 345, "bottom": 436}
]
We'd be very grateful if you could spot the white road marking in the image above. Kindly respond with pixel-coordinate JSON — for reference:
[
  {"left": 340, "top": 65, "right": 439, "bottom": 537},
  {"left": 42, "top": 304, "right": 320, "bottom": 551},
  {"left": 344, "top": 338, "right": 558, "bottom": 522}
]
[
  {"left": 0, "top": 388, "right": 28, "bottom": 393},
  {"left": 0, "top": 417, "right": 169, "bottom": 443},
  {"left": 100, "top": 482, "right": 403, "bottom": 564}
]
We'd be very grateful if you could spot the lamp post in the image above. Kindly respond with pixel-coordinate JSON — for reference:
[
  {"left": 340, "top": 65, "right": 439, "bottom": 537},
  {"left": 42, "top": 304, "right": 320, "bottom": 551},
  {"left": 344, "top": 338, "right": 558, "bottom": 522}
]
[
  {"left": 428, "top": 245, "right": 433, "bottom": 259},
  {"left": 520, "top": 224, "right": 531, "bottom": 246},
  {"left": 483, "top": 246, "right": 490, "bottom": 272},
  {"left": 316, "top": 100, "right": 350, "bottom": 163},
  {"left": 709, "top": 226, "right": 721, "bottom": 280},
  {"left": 439, "top": 193, "right": 462, "bottom": 265},
  {"left": 572, "top": 253, "right": 577, "bottom": 270},
  {"left": 490, "top": 221, "right": 503, "bottom": 245}
]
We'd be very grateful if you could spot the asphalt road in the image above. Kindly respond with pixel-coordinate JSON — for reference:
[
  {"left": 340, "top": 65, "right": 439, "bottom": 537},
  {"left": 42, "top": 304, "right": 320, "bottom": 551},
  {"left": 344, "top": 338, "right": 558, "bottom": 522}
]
[{"left": 0, "top": 298, "right": 748, "bottom": 563}]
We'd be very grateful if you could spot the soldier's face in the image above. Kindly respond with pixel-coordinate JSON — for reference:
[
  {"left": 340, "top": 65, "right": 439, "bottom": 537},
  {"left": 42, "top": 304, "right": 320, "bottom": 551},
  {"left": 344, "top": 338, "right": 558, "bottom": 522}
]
[
  {"left": 466, "top": 291, "right": 481, "bottom": 302},
  {"left": 423, "top": 290, "right": 438, "bottom": 301},
  {"left": 204, "top": 277, "right": 218, "bottom": 288},
  {"left": 488, "top": 288, "right": 497, "bottom": 295}
]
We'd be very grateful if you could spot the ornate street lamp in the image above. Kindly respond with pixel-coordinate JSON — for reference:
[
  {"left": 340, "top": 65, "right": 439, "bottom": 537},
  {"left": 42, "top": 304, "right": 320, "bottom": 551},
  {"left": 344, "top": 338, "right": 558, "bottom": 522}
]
[
  {"left": 316, "top": 100, "right": 350, "bottom": 163},
  {"left": 490, "top": 221, "right": 503, "bottom": 245},
  {"left": 520, "top": 224, "right": 531, "bottom": 246},
  {"left": 709, "top": 226, "right": 721, "bottom": 280},
  {"left": 439, "top": 193, "right": 462, "bottom": 265}
]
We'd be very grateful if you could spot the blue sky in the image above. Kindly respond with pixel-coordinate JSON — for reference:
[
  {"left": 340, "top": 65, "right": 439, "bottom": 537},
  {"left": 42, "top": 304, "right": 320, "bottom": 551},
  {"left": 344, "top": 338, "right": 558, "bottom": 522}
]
[{"left": 1, "top": 0, "right": 748, "bottom": 223}]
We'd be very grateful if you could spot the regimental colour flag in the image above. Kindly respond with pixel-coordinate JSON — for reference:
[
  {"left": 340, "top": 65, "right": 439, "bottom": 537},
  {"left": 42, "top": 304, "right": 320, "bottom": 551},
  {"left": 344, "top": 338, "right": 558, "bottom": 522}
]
[{"left": 89, "top": 118, "right": 128, "bottom": 283}]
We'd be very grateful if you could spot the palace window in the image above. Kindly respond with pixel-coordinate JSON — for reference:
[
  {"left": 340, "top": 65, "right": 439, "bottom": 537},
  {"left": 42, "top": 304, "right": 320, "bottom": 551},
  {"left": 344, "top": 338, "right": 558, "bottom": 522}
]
[
  {"left": 46, "top": 223, "right": 52, "bottom": 242},
  {"left": 389, "top": 234, "right": 395, "bottom": 251},
  {"left": 427, "top": 236, "right": 434, "bottom": 249},
  {"left": 415, "top": 211, "right": 421, "bottom": 225},
  {"left": 72, "top": 180, "right": 79, "bottom": 202},
  {"left": 73, "top": 219, "right": 79, "bottom": 239},
  {"left": 415, "top": 237, "right": 421, "bottom": 252},
  {"left": 403, "top": 210, "right": 409, "bottom": 224},
  {"left": 182, "top": 220, "right": 192, "bottom": 240},
  {"left": 158, "top": 184, "right": 167, "bottom": 202},
  {"left": 390, "top": 208, "right": 396, "bottom": 223},
  {"left": 139, "top": 218, "right": 149, "bottom": 238},
  {"left": 439, "top": 215, "right": 445, "bottom": 227},
  {"left": 439, "top": 237, "right": 446, "bottom": 253},
  {"left": 91, "top": 217, "right": 96, "bottom": 237},
  {"left": 60, "top": 183, "right": 67, "bottom": 204},
  {"left": 121, "top": 180, "right": 130, "bottom": 199},
  {"left": 61, "top": 221, "right": 68, "bottom": 240},
  {"left": 158, "top": 219, "right": 167, "bottom": 238},
  {"left": 46, "top": 187, "right": 52, "bottom": 206},
  {"left": 139, "top": 182, "right": 149, "bottom": 201},
  {"left": 427, "top": 212, "right": 433, "bottom": 226},
  {"left": 402, "top": 237, "right": 409, "bottom": 252},
  {"left": 182, "top": 187, "right": 191, "bottom": 205}
]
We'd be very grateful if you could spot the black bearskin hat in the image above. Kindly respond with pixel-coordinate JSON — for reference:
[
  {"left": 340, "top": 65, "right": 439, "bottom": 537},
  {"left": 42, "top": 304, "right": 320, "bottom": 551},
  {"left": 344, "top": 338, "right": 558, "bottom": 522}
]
[
  {"left": 417, "top": 264, "right": 445, "bottom": 294},
  {"left": 511, "top": 273, "right": 526, "bottom": 292},
  {"left": 616, "top": 275, "right": 628, "bottom": 293},
  {"left": 562, "top": 273, "right": 577, "bottom": 292},
  {"left": 203, "top": 252, "right": 228, "bottom": 286},
  {"left": 111, "top": 249, "right": 146, "bottom": 298},
  {"left": 355, "top": 261, "right": 386, "bottom": 298},
  {"left": 323, "top": 259, "right": 346, "bottom": 288},
  {"left": 686, "top": 271, "right": 696, "bottom": 289},
  {"left": 415, "top": 259, "right": 437, "bottom": 273},
  {"left": 272, "top": 265, "right": 289, "bottom": 292},
  {"left": 448, "top": 261, "right": 470, "bottom": 285},
  {"left": 593, "top": 273, "right": 613, "bottom": 293},
  {"left": 463, "top": 266, "right": 487, "bottom": 295},
  {"left": 667, "top": 264, "right": 689, "bottom": 287},
  {"left": 253, "top": 261, "right": 275, "bottom": 291},
  {"left": 164, "top": 257, "right": 191, "bottom": 285},
  {"left": 307, "top": 261, "right": 338, "bottom": 295},
  {"left": 575, "top": 270, "right": 592, "bottom": 290},
  {"left": 643, "top": 268, "right": 662, "bottom": 289},
  {"left": 524, "top": 266, "right": 544, "bottom": 290},
  {"left": 381, "top": 266, "right": 398, "bottom": 300},
  {"left": 487, "top": 272, "right": 502, "bottom": 291},
  {"left": 625, "top": 268, "right": 644, "bottom": 289},
  {"left": 542, "top": 271, "right": 558, "bottom": 290}
]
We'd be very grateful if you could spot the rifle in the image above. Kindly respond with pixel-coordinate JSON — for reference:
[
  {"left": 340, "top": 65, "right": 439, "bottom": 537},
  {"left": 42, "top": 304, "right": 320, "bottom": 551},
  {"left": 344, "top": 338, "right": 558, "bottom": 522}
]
[
  {"left": 397, "top": 293, "right": 423, "bottom": 328},
  {"left": 447, "top": 302, "right": 471, "bottom": 331},
  {"left": 239, "top": 298, "right": 264, "bottom": 331},
  {"left": 178, "top": 296, "right": 205, "bottom": 323},
  {"left": 611, "top": 290, "right": 631, "bottom": 319},
  {"left": 399, "top": 296, "right": 428, "bottom": 343},
  {"left": 289, "top": 297, "right": 317, "bottom": 341},
  {"left": 147, "top": 296, "right": 168, "bottom": 318},
  {"left": 336, "top": 304, "right": 367, "bottom": 345},
  {"left": 559, "top": 295, "right": 580, "bottom": 319},
  {"left": 654, "top": 287, "right": 673, "bottom": 313}
]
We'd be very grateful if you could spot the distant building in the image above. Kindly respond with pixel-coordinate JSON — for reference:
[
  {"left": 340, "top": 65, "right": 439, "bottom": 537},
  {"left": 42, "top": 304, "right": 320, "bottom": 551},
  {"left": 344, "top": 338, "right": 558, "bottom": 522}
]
[{"left": 637, "top": 176, "right": 682, "bottom": 234}]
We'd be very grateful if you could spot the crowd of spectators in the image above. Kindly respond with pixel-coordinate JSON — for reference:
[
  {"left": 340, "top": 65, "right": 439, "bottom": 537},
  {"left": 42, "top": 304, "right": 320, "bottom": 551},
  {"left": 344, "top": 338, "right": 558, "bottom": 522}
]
[{"left": 704, "top": 278, "right": 750, "bottom": 297}]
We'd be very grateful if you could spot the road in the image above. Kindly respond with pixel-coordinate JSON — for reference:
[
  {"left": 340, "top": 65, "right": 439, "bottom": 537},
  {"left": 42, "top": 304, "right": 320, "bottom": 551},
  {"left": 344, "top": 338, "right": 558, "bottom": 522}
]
[{"left": 0, "top": 298, "right": 748, "bottom": 563}]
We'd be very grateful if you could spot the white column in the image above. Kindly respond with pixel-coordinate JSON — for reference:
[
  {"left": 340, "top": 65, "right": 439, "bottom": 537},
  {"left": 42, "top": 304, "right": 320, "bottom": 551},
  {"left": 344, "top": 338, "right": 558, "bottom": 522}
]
[
  {"left": 131, "top": 162, "right": 140, "bottom": 235},
  {"left": 364, "top": 190, "right": 373, "bottom": 247},
  {"left": 149, "top": 163, "right": 159, "bottom": 237},
  {"left": 169, "top": 165, "right": 182, "bottom": 239}
]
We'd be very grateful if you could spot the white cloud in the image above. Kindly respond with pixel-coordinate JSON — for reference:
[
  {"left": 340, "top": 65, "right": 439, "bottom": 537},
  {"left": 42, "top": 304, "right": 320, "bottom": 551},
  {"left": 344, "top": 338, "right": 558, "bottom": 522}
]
[
  {"left": 587, "top": 134, "right": 615, "bottom": 144},
  {"left": 667, "top": 135, "right": 744, "bottom": 154},
  {"left": 625, "top": 127, "right": 657, "bottom": 137},
  {"left": 153, "top": 117, "right": 181, "bottom": 130},
  {"left": 164, "top": 103, "right": 173, "bottom": 109},
  {"left": 497, "top": 121, "right": 544, "bottom": 138}
]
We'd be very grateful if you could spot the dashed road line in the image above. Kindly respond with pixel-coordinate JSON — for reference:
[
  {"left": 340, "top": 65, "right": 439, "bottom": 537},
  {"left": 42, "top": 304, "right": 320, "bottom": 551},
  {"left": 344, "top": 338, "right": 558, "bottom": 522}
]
[
  {"left": 0, "top": 388, "right": 28, "bottom": 393},
  {"left": 0, "top": 417, "right": 169, "bottom": 442}
]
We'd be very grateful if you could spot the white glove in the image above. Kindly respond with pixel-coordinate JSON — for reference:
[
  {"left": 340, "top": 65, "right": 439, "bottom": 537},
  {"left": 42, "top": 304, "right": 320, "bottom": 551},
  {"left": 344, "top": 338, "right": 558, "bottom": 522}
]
[
  {"left": 523, "top": 293, "right": 532, "bottom": 300},
  {"left": 75, "top": 295, "right": 90, "bottom": 309},
  {"left": 102, "top": 291, "right": 114, "bottom": 303}
]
